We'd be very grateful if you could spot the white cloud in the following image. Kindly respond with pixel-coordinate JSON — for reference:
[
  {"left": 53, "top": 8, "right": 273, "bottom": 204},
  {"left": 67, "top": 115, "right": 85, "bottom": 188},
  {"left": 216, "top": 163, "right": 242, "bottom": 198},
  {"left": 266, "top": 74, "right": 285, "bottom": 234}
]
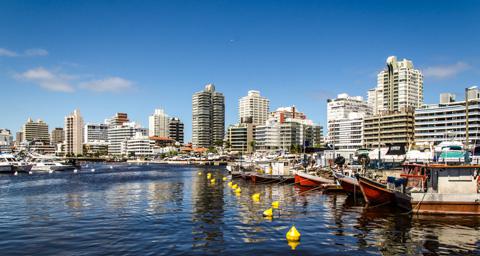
[
  {"left": 24, "top": 48, "right": 49, "bottom": 56},
  {"left": 0, "top": 48, "right": 17, "bottom": 57},
  {"left": 423, "top": 62, "right": 470, "bottom": 79},
  {"left": 0, "top": 47, "right": 48, "bottom": 57},
  {"left": 80, "top": 77, "right": 134, "bottom": 92},
  {"left": 15, "top": 67, "right": 75, "bottom": 92}
]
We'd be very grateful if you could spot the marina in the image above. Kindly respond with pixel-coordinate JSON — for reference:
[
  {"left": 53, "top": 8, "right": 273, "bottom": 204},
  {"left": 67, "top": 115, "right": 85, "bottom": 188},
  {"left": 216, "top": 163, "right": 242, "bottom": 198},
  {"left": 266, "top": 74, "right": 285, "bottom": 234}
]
[{"left": 1, "top": 163, "right": 480, "bottom": 255}]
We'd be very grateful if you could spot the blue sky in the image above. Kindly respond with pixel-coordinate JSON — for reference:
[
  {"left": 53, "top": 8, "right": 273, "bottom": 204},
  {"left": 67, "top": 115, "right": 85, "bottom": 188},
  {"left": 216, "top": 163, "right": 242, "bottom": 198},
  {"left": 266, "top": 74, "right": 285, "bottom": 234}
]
[{"left": 0, "top": 0, "right": 479, "bottom": 141}]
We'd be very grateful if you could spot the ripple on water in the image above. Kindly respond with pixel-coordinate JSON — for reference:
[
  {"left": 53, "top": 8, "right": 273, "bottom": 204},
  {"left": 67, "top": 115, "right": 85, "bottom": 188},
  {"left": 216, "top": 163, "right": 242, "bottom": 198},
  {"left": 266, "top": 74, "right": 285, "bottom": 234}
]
[{"left": 0, "top": 165, "right": 478, "bottom": 255}]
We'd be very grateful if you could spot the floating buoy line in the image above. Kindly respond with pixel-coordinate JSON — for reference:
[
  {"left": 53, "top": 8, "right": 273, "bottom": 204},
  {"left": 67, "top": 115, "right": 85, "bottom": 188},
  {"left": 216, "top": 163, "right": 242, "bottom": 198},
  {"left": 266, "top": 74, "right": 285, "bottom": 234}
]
[{"left": 198, "top": 170, "right": 324, "bottom": 250}]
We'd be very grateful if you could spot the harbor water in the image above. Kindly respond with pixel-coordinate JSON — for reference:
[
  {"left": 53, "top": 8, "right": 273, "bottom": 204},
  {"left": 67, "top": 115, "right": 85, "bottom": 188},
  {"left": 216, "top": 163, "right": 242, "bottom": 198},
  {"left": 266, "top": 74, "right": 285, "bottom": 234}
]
[{"left": 0, "top": 164, "right": 479, "bottom": 255}]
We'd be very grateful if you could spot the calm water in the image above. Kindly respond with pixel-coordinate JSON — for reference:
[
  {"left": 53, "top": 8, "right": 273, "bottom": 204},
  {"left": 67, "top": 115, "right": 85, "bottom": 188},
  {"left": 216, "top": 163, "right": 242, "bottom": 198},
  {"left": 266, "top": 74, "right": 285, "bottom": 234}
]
[{"left": 0, "top": 164, "right": 479, "bottom": 255}]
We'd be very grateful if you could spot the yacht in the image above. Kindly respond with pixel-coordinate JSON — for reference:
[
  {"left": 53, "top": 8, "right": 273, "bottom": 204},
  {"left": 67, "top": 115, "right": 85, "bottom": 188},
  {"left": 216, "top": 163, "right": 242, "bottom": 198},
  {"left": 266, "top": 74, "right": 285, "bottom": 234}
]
[
  {"left": 29, "top": 155, "right": 76, "bottom": 172},
  {"left": 0, "top": 153, "right": 33, "bottom": 173},
  {"left": 434, "top": 141, "right": 468, "bottom": 163}
]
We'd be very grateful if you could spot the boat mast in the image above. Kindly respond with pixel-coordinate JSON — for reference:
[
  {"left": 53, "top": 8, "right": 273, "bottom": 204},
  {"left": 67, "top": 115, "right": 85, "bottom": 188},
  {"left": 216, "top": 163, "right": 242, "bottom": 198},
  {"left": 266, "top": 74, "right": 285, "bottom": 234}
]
[{"left": 466, "top": 87, "right": 470, "bottom": 150}]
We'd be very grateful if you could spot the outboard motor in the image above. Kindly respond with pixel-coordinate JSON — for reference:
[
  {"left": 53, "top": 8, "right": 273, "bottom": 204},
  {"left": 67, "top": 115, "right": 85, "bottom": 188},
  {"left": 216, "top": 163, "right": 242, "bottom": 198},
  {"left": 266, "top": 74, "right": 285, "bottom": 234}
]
[{"left": 334, "top": 156, "right": 346, "bottom": 166}]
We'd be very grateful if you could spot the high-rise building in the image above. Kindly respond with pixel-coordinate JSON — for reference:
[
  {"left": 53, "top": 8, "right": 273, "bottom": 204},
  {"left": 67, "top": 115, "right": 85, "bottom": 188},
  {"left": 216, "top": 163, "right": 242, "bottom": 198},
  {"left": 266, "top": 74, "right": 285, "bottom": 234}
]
[
  {"left": 373, "top": 56, "right": 423, "bottom": 112},
  {"left": 327, "top": 94, "right": 371, "bottom": 150},
  {"left": 108, "top": 122, "right": 147, "bottom": 155},
  {"left": 239, "top": 90, "right": 269, "bottom": 125},
  {"left": 50, "top": 128, "right": 64, "bottom": 145},
  {"left": 105, "top": 112, "right": 129, "bottom": 127},
  {"left": 84, "top": 123, "right": 108, "bottom": 142},
  {"left": 15, "top": 131, "right": 23, "bottom": 146},
  {"left": 64, "top": 109, "right": 84, "bottom": 156},
  {"left": 415, "top": 87, "right": 480, "bottom": 146},
  {"left": 192, "top": 84, "right": 225, "bottom": 148},
  {"left": 168, "top": 117, "right": 184, "bottom": 144},
  {"left": 22, "top": 118, "right": 50, "bottom": 144},
  {"left": 148, "top": 109, "right": 170, "bottom": 137},
  {"left": 367, "top": 88, "right": 384, "bottom": 115}
]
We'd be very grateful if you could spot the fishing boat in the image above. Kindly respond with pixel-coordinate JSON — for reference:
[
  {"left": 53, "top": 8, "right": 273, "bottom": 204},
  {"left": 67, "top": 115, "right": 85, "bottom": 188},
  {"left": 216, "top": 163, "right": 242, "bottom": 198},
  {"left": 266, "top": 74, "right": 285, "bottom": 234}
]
[
  {"left": 251, "top": 173, "right": 295, "bottom": 183},
  {"left": 333, "top": 171, "right": 360, "bottom": 194},
  {"left": 397, "top": 164, "right": 480, "bottom": 215},
  {"left": 357, "top": 175, "right": 396, "bottom": 206},
  {"left": 294, "top": 170, "right": 334, "bottom": 187},
  {"left": 251, "top": 160, "right": 295, "bottom": 184}
]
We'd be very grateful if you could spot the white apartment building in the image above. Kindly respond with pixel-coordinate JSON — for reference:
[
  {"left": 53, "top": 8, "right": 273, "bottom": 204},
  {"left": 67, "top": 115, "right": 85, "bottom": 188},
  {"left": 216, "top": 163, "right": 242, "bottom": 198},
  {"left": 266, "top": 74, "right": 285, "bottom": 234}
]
[
  {"left": 0, "top": 129, "right": 13, "bottom": 153},
  {"left": 149, "top": 108, "right": 169, "bottom": 137},
  {"left": 107, "top": 122, "right": 147, "bottom": 155},
  {"left": 255, "top": 106, "right": 323, "bottom": 151},
  {"left": 122, "top": 132, "right": 153, "bottom": 156},
  {"left": 369, "top": 56, "right": 423, "bottom": 113},
  {"left": 192, "top": 84, "right": 225, "bottom": 148},
  {"left": 239, "top": 90, "right": 269, "bottom": 125},
  {"left": 84, "top": 123, "right": 108, "bottom": 142},
  {"left": 327, "top": 93, "right": 371, "bottom": 150},
  {"left": 64, "top": 109, "right": 84, "bottom": 156},
  {"left": 22, "top": 118, "right": 50, "bottom": 144},
  {"left": 415, "top": 87, "right": 480, "bottom": 146},
  {"left": 367, "top": 88, "right": 384, "bottom": 115}
]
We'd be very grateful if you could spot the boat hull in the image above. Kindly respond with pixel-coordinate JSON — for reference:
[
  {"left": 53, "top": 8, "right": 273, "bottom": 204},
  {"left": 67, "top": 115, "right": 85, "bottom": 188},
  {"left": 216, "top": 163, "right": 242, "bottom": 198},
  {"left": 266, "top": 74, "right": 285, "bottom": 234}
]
[
  {"left": 334, "top": 173, "right": 361, "bottom": 194},
  {"left": 294, "top": 171, "right": 334, "bottom": 187},
  {"left": 411, "top": 201, "right": 480, "bottom": 215},
  {"left": 358, "top": 176, "right": 395, "bottom": 206},
  {"left": 251, "top": 174, "right": 294, "bottom": 184}
]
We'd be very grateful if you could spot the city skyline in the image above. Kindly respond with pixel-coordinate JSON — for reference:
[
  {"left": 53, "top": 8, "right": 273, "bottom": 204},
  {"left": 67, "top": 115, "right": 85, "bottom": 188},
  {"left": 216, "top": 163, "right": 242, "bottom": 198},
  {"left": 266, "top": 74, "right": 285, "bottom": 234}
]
[{"left": 0, "top": 1, "right": 479, "bottom": 142}]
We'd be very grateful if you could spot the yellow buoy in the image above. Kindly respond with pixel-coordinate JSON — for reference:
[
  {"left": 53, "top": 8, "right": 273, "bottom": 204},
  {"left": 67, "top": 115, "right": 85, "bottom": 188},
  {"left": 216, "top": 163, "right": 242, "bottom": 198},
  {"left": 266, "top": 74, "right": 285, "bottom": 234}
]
[
  {"left": 222, "top": 177, "right": 227, "bottom": 181},
  {"left": 198, "top": 172, "right": 202, "bottom": 175},
  {"left": 232, "top": 184, "right": 238, "bottom": 189},
  {"left": 288, "top": 241, "right": 300, "bottom": 250},
  {"left": 263, "top": 208, "right": 273, "bottom": 217},
  {"left": 251, "top": 193, "right": 260, "bottom": 201},
  {"left": 227, "top": 181, "right": 233, "bottom": 187},
  {"left": 286, "top": 225, "right": 301, "bottom": 242},
  {"left": 207, "top": 173, "right": 211, "bottom": 178},
  {"left": 272, "top": 201, "right": 280, "bottom": 209},
  {"left": 235, "top": 187, "right": 241, "bottom": 193},
  {"left": 210, "top": 178, "right": 216, "bottom": 183}
]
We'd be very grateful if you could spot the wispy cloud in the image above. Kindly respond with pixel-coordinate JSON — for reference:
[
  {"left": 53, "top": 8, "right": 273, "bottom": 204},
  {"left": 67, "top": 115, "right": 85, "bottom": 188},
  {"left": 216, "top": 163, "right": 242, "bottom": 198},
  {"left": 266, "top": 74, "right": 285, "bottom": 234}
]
[
  {"left": 0, "top": 48, "right": 18, "bottom": 57},
  {"left": 24, "top": 48, "right": 49, "bottom": 57},
  {"left": 15, "top": 67, "right": 75, "bottom": 92},
  {"left": 80, "top": 77, "right": 134, "bottom": 92},
  {"left": 423, "top": 62, "right": 470, "bottom": 79},
  {"left": 0, "top": 47, "right": 49, "bottom": 57}
]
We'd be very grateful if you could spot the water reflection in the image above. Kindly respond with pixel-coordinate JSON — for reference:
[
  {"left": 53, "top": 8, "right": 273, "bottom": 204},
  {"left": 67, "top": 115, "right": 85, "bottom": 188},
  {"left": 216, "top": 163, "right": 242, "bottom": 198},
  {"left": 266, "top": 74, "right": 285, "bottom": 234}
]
[{"left": 0, "top": 164, "right": 478, "bottom": 255}]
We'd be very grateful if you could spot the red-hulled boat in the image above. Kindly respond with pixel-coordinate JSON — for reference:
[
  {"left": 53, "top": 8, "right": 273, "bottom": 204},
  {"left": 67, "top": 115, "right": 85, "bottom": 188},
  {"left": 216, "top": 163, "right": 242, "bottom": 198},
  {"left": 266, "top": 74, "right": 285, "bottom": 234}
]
[
  {"left": 357, "top": 175, "right": 395, "bottom": 206},
  {"left": 333, "top": 172, "right": 361, "bottom": 194},
  {"left": 294, "top": 171, "right": 334, "bottom": 187}
]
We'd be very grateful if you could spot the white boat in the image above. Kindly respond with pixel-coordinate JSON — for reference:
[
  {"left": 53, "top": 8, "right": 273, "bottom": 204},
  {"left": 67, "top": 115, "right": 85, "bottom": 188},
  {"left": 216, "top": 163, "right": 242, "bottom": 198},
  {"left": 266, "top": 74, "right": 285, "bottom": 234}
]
[
  {"left": 0, "top": 162, "right": 13, "bottom": 173},
  {"left": 29, "top": 156, "right": 76, "bottom": 172},
  {"left": 0, "top": 154, "right": 33, "bottom": 173}
]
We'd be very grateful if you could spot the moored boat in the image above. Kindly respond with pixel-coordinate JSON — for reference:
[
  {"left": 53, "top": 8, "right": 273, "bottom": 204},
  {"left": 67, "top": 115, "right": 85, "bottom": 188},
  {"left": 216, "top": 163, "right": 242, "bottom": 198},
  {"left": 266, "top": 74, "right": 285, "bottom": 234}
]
[
  {"left": 357, "top": 175, "right": 396, "bottom": 206},
  {"left": 333, "top": 171, "right": 361, "bottom": 194},
  {"left": 251, "top": 173, "right": 295, "bottom": 184},
  {"left": 400, "top": 164, "right": 480, "bottom": 215},
  {"left": 294, "top": 170, "right": 334, "bottom": 187}
]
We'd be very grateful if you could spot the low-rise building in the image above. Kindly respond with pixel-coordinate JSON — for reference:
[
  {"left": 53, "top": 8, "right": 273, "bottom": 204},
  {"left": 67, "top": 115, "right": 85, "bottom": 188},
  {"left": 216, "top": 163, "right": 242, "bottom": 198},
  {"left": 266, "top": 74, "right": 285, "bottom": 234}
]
[
  {"left": 363, "top": 110, "right": 415, "bottom": 148},
  {"left": 415, "top": 87, "right": 480, "bottom": 146},
  {"left": 108, "top": 122, "right": 147, "bottom": 155},
  {"left": 226, "top": 123, "right": 255, "bottom": 153}
]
